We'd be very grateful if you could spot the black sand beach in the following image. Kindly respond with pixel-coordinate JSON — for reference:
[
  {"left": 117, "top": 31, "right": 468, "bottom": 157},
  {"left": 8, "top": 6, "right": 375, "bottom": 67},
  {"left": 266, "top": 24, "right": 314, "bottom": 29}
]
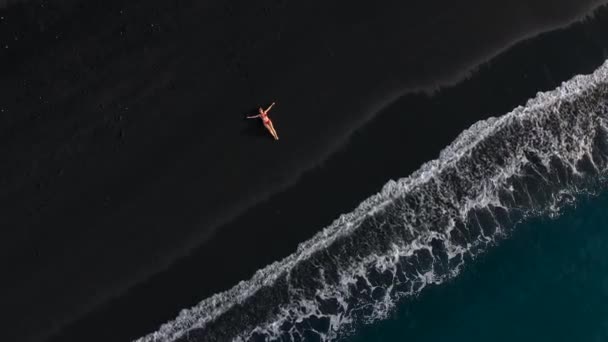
[{"left": 1, "top": 0, "right": 607, "bottom": 341}]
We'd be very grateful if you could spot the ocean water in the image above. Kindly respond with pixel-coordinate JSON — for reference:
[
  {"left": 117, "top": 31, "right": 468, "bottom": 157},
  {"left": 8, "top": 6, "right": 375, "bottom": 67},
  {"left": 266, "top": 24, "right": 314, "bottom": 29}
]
[
  {"left": 137, "top": 57, "right": 608, "bottom": 341},
  {"left": 350, "top": 191, "right": 608, "bottom": 342}
]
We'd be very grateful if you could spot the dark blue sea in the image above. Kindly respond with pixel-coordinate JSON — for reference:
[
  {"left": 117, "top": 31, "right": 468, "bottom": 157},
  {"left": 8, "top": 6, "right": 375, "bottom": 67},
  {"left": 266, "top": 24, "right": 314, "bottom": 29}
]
[{"left": 351, "top": 191, "right": 608, "bottom": 342}]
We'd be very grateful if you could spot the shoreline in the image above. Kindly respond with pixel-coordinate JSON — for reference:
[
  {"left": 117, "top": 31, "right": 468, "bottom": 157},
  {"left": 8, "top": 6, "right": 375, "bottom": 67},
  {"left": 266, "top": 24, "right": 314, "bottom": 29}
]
[
  {"left": 2, "top": 1, "right": 608, "bottom": 341},
  {"left": 51, "top": 6, "right": 608, "bottom": 341}
]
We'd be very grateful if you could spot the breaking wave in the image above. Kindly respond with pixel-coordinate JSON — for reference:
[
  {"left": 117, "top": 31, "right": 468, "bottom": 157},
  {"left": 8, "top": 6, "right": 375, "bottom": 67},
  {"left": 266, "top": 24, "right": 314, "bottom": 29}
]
[{"left": 137, "top": 60, "right": 608, "bottom": 342}]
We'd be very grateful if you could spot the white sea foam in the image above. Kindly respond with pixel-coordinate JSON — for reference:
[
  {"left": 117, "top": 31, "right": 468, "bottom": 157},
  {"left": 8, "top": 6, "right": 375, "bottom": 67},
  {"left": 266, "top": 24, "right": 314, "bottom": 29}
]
[{"left": 137, "top": 60, "right": 608, "bottom": 342}]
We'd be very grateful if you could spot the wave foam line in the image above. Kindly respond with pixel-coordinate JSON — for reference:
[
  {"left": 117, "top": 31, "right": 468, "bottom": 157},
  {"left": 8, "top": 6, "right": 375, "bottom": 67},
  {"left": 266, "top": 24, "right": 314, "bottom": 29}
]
[{"left": 137, "top": 59, "right": 608, "bottom": 342}]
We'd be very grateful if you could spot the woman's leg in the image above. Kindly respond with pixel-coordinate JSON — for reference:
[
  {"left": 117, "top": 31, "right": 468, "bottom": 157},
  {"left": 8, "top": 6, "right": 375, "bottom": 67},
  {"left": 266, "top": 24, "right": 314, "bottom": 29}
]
[{"left": 265, "top": 122, "right": 279, "bottom": 140}]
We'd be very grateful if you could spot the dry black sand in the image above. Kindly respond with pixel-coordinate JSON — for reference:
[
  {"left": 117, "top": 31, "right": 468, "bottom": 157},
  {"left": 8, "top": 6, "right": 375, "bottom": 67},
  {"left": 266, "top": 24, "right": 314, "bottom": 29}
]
[{"left": 1, "top": 0, "right": 607, "bottom": 341}]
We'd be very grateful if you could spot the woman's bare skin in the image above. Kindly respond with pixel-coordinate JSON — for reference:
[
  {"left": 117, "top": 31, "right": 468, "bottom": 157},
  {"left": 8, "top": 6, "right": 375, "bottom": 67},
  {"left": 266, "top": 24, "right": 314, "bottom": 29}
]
[{"left": 246, "top": 102, "right": 279, "bottom": 140}]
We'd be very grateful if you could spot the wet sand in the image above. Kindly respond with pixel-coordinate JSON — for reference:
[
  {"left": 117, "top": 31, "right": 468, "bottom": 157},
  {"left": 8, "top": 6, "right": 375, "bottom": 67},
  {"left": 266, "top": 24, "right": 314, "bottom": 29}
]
[{"left": 1, "top": 0, "right": 607, "bottom": 341}]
